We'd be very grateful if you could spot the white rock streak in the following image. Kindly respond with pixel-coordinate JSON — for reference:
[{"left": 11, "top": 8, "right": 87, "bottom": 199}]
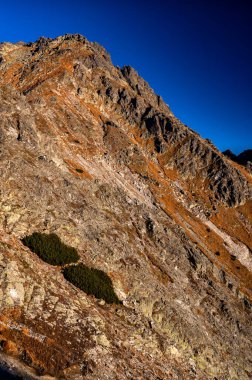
[
  {"left": 205, "top": 220, "right": 252, "bottom": 272},
  {"left": 9, "top": 288, "right": 18, "bottom": 299}
]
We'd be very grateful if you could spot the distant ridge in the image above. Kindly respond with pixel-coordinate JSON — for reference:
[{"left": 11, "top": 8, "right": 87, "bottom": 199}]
[{"left": 223, "top": 149, "right": 252, "bottom": 172}]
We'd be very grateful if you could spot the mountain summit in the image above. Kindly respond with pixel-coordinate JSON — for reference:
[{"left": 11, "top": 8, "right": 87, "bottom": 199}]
[{"left": 0, "top": 34, "right": 251, "bottom": 379}]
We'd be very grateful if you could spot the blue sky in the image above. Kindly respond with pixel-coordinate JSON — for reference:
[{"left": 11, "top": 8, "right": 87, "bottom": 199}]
[{"left": 0, "top": 0, "right": 251, "bottom": 153}]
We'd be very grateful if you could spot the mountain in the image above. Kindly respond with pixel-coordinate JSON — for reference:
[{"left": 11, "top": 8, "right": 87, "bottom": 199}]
[
  {"left": 0, "top": 34, "right": 251, "bottom": 380},
  {"left": 223, "top": 149, "right": 252, "bottom": 173}
]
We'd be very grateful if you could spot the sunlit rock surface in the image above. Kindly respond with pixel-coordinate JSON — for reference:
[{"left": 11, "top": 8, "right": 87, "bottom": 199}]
[{"left": 0, "top": 34, "right": 251, "bottom": 379}]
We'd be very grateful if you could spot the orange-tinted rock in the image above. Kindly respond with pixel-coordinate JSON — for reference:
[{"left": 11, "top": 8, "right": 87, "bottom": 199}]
[{"left": 0, "top": 34, "right": 251, "bottom": 379}]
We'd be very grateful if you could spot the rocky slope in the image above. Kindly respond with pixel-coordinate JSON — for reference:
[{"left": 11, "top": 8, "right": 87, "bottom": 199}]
[
  {"left": 0, "top": 34, "right": 251, "bottom": 380},
  {"left": 223, "top": 149, "right": 252, "bottom": 173}
]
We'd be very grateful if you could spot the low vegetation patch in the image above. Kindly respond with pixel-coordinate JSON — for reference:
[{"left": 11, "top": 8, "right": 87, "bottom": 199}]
[
  {"left": 63, "top": 263, "right": 121, "bottom": 304},
  {"left": 22, "top": 232, "right": 120, "bottom": 304},
  {"left": 21, "top": 232, "right": 79, "bottom": 265},
  {"left": 75, "top": 168, "right": 83, "bottom": 173}
]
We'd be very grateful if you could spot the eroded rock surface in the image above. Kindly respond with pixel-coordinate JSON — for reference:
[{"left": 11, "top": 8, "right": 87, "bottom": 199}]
[
  {"left": 0, "top": 34, "right": 251, "bottom": 379},
  {"left": 223, "top": 149, "right": 252, "bottom": 173}
]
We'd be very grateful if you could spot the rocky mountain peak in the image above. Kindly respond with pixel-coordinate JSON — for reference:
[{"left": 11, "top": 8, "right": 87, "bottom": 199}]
[{"left": 0, "top": 33, "right": 251, "bottom": 379}]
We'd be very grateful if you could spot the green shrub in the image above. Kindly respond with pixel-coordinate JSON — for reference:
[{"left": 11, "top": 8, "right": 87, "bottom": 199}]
[
  {"left": 63, "top": 263, "right": 121, "bottom": 304},
  {"left": 21, "top": 232, "right": 79, "bottom": 266}
]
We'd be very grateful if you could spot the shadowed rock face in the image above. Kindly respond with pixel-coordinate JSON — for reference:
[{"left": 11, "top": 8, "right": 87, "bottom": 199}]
[
  {"left": 0, "top": 34, "right": 251, "bottom": 379},
  {"left": 223, "top": 149, "right": 252, "bottom": 173}
]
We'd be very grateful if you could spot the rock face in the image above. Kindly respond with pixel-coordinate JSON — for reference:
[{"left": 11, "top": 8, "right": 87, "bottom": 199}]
[
  {"left": 0, "top": 34, "right": 251, "bottom": 379},
  {"left": 223, "top": 149, "right": 252, "bottom": 173}
]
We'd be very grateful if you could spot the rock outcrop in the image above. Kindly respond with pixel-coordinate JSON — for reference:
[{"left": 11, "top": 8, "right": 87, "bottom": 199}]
[{"left": 0, "top": 34, "right": 251, "bottom": 379}]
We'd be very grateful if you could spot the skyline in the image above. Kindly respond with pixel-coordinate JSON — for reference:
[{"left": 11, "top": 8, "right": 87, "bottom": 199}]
[{"left": 1, "top": 0, "right": 251, "bottom": 154}]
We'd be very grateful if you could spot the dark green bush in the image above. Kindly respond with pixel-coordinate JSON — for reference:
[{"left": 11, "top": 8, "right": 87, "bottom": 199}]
[
  {"left": 63, "top": 263, "right": 121, "bottom": 304},
  {"left": 21, "top": 232, "right": 79, "bottom": 266}
]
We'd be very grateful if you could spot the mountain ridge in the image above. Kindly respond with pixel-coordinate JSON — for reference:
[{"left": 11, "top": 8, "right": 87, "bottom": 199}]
[
  {"left": 223, "top": 149, "right": 252, "bottom": 173},
  {"left": 0, "top": 33, "right": 251, "bottom": 379}
]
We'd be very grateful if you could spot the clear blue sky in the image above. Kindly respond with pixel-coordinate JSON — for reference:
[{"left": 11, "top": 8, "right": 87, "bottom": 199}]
[{"left": 1, "top": 0, "right": 251, "bottom": 154}]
